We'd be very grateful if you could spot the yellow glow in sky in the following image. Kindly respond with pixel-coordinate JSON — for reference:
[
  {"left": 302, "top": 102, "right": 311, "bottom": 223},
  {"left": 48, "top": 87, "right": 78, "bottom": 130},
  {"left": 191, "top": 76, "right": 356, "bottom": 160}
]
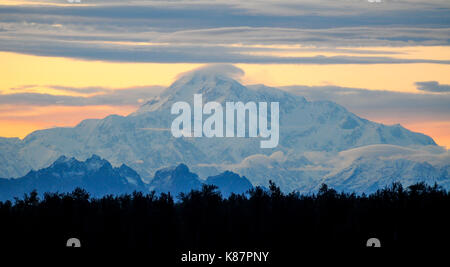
[
  {"left": 2, "top": 51, "right": 450, "bottom": 93},
  {"left": 0, "top": 51, "right": 449, "bottom": 148},
  {"left": 238, "top": 63, "right": 450, "bottom": 92},
  {"left": 0, "top": 105, "right": 137, "bottom": 138},
  {"left": 0, "top": 52, "right": 201, "bottom": 94},
  {"left": 245, "top": 46, "right": 450, "bottom": 62}
]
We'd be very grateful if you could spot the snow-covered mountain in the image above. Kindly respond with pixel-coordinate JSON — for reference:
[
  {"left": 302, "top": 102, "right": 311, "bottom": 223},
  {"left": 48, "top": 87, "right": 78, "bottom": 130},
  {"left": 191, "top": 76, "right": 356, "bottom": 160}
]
[
  {"left": 205, "top": 171, "right": 253, "bottom": 197},
  {"left": 0, "top": 154, "right": 147, "bottom": 201},
  {"left": 148, "top": 163, "right": 203, "bottom": 195},
  {"left": 0, "top": 156, "right": 255, "bottom": 201},
  {"left": 317, "top": 145, "right": 450, "bottom": 194},
  {"left": 147, "top": 163, "right": 254, "bottom": 197},
  {"left": 0, "top": 65, "right": 446, "bottom": 194}
]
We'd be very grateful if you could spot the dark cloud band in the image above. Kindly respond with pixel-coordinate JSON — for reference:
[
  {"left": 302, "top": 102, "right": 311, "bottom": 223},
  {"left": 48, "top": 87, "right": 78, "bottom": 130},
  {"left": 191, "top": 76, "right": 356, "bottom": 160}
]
[
  {"left": 0, "top": 1, "right": 449, "bottom": 63},
  {"left": 0, "top": 85, "right": 163, "bottom": 106},
  {"left": 281, "top": 84, "right": 450, "bottom": 121},
  {"left": 415, "top": 81, "right": 450, "bottom": 93}
]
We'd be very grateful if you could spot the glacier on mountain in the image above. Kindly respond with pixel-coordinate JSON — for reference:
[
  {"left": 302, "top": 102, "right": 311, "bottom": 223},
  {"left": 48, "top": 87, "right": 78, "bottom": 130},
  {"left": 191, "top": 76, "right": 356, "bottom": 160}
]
[{"left": 0, "top": 65, "right": 446, "bottom": 194}]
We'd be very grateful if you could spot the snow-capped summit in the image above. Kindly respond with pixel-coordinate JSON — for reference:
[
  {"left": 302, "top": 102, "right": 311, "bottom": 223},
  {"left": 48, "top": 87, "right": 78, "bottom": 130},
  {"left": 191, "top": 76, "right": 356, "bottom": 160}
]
[
  {"left": 0, "top": 65, "right": 446, "bottom": 194},
  {"left": 135, "top": 65, "right": 305, "bottom": 115},
  {"left": 134, "top": 65, "right": 258, "bottom": 114}
]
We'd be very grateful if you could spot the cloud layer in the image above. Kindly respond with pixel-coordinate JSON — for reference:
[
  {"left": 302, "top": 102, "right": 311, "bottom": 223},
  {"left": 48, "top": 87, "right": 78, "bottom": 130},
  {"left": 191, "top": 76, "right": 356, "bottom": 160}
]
[
  {"left": 0, "top": 85, "right": 163, "bottom": 106},
  {"left": 281, "top": 84, "right": 450, "bottom": 122},
  {"left": 0, "top": 0, "right": 449, "bottom": 63},
  {"left": 415, "top": 81, "right": 450, "bottom": 93}
]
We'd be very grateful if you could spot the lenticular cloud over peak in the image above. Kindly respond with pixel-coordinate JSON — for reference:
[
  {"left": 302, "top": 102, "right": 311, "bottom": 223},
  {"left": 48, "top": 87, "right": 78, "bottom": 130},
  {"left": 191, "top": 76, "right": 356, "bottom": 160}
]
[{"left": 175, "top": 64, "right": 245, "bottom": 81}]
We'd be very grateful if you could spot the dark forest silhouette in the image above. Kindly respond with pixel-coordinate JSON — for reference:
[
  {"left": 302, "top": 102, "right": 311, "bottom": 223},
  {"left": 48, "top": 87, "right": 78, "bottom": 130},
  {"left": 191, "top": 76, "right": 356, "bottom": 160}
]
[{"left": 0, "top": 181, "right": 448, "bottom": 250}]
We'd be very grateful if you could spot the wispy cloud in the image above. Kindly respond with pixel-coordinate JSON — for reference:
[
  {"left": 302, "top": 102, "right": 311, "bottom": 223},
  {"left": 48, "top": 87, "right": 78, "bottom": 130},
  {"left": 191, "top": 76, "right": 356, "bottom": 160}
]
[
  {"left": 279, "top": 84, "right": 450, "bottom": 122},
  {"left": 0, "top": 85, "right": 164, "bottom": 106},
  {"left": 0, "top": 1, "right": 449, "bottom": 63},
  {"left": 2, "top": 36, "right": 450, "bottom": 64},
  {"left": 415, "top": 81, "right": 450, "bottom": 93},
  {"left": 47, "top": 85, "right": 112, "bottom": 94}
]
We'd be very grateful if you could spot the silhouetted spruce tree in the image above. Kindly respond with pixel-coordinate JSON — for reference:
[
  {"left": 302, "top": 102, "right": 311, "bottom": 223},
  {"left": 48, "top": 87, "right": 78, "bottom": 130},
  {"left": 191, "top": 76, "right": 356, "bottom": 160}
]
[{"left": 0, "top": 181, "right": 448, "bottom": 249}]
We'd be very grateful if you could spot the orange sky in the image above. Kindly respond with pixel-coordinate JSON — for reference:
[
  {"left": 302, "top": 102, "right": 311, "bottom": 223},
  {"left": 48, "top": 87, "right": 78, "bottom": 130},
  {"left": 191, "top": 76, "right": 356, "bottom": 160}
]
[{"left": 1, "top": 50, "right": 449, "bottom": 148}]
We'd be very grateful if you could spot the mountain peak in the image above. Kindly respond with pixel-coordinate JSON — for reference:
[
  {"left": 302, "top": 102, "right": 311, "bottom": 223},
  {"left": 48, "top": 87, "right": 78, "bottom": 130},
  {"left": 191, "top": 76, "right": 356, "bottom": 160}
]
[
  {"left": 85, "top": 154, "right": 110, "bottom": 171},
  {"left": 166, "top": 64, "right": 245, "bottom": 97},
  {"left": 161, "top": 65, "right": 249, "bottom": 101},
  {"left": 205, "top": 171, "right": 253, "bottom": 197},
  {"left": 86, "top": 154, "right": 104, "bottom": 163},
  {"left": 134, "top": 65, "right": 254, "bottom": 114},
  {"left": 54, "top": 155, "right": 69, "bottom": 163},
  {"left": 0, "top": 155, "right": 146, "bottom": 201},
  {"left": 133, "top": 64, "right": 307, "bottom": 116},
  {"left": 174, "top": 163, "right": 190, "bottom": 174},
  {"left": 52, "top": 155, "right": 78, "bottom": 167},
  {"left": 150, "top": 163, "right": 202, "bottom": 195}
]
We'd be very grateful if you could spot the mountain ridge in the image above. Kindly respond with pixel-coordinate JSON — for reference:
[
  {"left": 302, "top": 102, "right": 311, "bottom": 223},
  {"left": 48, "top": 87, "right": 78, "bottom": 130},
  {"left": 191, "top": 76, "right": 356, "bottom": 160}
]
[
  {"left": 0, "top": 65, "right": 445, "bottom": 194},
  {"left": 0, "top": 154, "right": 146, "bottom": 201},
  {"left": 0, "top": 155, "right": 255, "bottom": 201}
]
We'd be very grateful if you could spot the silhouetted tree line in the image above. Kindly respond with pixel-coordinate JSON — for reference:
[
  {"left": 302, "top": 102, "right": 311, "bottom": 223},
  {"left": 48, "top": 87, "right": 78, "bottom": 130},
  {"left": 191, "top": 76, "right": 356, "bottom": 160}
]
[{"left": 0, "top": 181, "right": 448, "bottom": 250}]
